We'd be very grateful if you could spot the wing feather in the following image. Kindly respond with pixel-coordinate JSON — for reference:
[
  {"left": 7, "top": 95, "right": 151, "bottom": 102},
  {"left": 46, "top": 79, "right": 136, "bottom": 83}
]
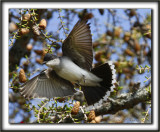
[
  {"left": 19, "top": 70, "right": 75, "bottom": 99},
  {"left": 62, "top": 20, "right": 93, "bottom": 71}
]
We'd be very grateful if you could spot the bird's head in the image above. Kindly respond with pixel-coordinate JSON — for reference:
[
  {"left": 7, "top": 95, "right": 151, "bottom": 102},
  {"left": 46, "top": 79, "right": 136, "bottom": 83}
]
[{"left": 43, "top": 53, "right": 60, "bottom": 68}]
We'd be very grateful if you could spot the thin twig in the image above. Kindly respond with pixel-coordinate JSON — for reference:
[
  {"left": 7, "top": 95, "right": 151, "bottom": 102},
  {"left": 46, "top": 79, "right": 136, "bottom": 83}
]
[
  {"left": 37, "top": 99, "right": 49, "bottom": 123},
  {"left": 141, "top": 104, "right": 151, "bottom": 123},
  {"left": 9, "top": 31, "right": 19, "bottom": 47},
  {"left": 80, "top": 106, "right": 88, "bottom": 121},
  {"left": 58, "top": 9, "right": 68, "bottom": 37},
  {"left": 9, "top": 9, "right": 23, "bottom": 47},
  {"left": 136, "top": 65, "right": 151, "bottom": 72},
  {"left": 28, "top": 9, "right": 61, "bottom": 48}
]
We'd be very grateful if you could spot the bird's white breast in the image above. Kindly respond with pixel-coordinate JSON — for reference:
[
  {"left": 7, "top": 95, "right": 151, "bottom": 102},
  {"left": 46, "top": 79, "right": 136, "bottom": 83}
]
[{"left": 56, "top": 57, "right": 102, "bottom": 86}]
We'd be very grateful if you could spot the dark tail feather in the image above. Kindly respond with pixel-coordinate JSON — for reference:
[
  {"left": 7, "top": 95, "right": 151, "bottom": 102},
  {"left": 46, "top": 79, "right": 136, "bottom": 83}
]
[{"left": 81, "top": 62, "right": 116, "bottom": 110}]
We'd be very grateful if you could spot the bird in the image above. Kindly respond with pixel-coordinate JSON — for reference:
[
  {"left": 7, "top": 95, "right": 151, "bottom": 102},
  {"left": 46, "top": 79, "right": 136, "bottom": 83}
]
[{"left": 19, "top": 20, "right": 116, "bottom": 110}]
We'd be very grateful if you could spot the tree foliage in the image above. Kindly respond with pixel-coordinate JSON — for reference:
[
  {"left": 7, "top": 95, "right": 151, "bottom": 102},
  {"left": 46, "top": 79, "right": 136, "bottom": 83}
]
[{"left": 9, "top": 9, "right": 151, "bottom": 123}]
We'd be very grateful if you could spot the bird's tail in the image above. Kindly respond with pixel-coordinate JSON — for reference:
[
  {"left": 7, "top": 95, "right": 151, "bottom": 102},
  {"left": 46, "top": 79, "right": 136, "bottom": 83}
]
[{"left": 81, "top": 61, "right": 116, "bottom": 110}]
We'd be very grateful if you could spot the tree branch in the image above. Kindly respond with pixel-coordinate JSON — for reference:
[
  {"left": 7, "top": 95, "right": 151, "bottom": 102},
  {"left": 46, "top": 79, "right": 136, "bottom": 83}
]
[
  {"left": 76, "top": 86, "right": 151, "bottom": 119},
  {"left": 9, "top": 9, "right": 46, "bottom": 73}
]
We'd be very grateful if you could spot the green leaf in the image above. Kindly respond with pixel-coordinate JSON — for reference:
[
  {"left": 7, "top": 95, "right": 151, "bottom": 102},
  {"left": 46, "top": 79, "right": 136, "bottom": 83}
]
[
  {"left": 65, "top": 110, "right": 71, "bottom": 113},
  {"left": 139, "top": 69, "right": 141, "bottom": 74},
  {"left": 22, "top": 25, "right": 26, "bottom": 27},
  {"left": 25, "top": 55, "right": 28, "bottom": 59},
  {"left": 136, "top": 65, "right": 139, "bottom": 69},
  {"left": 23, "top": 19, "right": 28, "bottom": 22},
  {"left": 118, "top": 86, "right": 123, "bottom": 90},
  {"left": 43, "top": 107, "right": 47, "bottom": 111}
]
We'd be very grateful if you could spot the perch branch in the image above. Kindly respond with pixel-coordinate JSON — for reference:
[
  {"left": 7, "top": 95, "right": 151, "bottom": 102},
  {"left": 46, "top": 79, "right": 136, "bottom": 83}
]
[{"left": 75, "top": 86, "right": 151, "bottom": 119}]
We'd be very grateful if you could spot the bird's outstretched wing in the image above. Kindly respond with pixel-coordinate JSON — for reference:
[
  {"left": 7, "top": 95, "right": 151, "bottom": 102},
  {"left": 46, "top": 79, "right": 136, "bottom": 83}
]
[
  {"left": 19, "top": 69, "right": 76, "bottom": 99},
  {"left": 62, "top": 20, "right": 93, "bottom": 71}
]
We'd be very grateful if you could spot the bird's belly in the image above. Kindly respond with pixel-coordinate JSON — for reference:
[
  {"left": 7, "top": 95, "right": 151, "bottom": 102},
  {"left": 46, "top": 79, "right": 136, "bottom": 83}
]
[
  {"left": 57, "top": 67, "right": 82, "bottom": 82},
  {"left": 57, "top": 67, "right": 101, "bottom": 87},
  {"left": 55, "top": 57, "right": 102, "bottom": 86}
]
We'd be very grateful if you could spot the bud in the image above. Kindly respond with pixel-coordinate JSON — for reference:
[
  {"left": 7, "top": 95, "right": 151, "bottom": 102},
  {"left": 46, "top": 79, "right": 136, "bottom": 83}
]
[
  {"left": 114, "top": 62, "right": 120, "bottom": 67},
  {"left": 146, "top": 24, "right": 151, "bottom": 30},
  {"left": 23, "top": 14, "right": 31, "bottom": 21},
  {"left": 39, "top": 19, "right": 47, "bottom": 30},
  {"left": 93, "top": 42, "right": 100, "bottom": 48},
  {"left": 23, "top": 61, "right": 29, "bottom": 72},
  {"left": 129, "top": 81, "right": 134, "bottom": 87},
  {"left": 56, "top": 97, "right": 65, "bottom": 102},
  {"left": 23, "top": 61, "right": 29, "bottom": 67},
  {"left": 26, "top": 44, "right": 33, "bottom": 51},
  {"left": 125, "top": 74, "right": 131, "bottom": 80},
  {"left": 145, "top": 28, "right": 151, "bottom": 39},
  {"left": 84, "top": 13, "right": 94, "bottom": 20},
  {"left": 106, "top": 53, "right": 111, "bottom": 59},
  {"left": 143, "top": 50, "right": 147, "bottom": 56},
  {"left": 71, "top": 101, "right": 80, "bottom": 115},
  {"left": 129, "top": 9, "right": 136, "bottom": 17},
  {"left": 95, "top": 51, "right": 103, "bottom": 62},
  {"left": 125, "top": 49, "right": 134, "bottom": 56},
  {"left": 19, "top": 69, "right": 27, "bottom": 83},
  {"left": 106, "top": 30, "right": 113, "bottom": 37},
  {"left": 134, "top": 40, "right": 141, "bottom": 52},
  {"left": 32, "top": 25, "right": 40, "bottom": 36},
  {"left": 90, "top": 120, "right": 96, "bottom": 123},
  {"left": 98, "top": 9, "right": 104, "bottom": 15},
  {"left": 34, "top": 50, "right": 44, "bottom": 55},
  {"left": 88, "top": 110, "right": 96, "bottom": 121},
  {"left": 95, "top": 116, "right": 102, "bottom": 123},
  {"left": 36, "top": 58, "right": 43, "bottom": 64},
  {"left": 146, "top": 33, "right": 151, "bottom": 39},
  {"left": 42, "top": 49, "right": 47, "bottom": 56},
  {"left": 20, "top": 28, "right": 29, "bottom": 35},
  {"left": 123, "top": 68, "right": 130, "bottom": 73},
  {"left": 9, "top": 22, "right": 18, "bottom": 32},
  {"left": 123, "top": 32, "right": 131, "bottom": 42},
  {"left": 114, "top": 27, "right": 122, "bottom": 38}
]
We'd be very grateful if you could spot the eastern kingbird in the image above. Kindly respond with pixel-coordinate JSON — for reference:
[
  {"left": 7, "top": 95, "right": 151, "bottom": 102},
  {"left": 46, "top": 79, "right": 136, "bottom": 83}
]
[{"left": 20, "top": 20, "right": 116, "bottom": 110}]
